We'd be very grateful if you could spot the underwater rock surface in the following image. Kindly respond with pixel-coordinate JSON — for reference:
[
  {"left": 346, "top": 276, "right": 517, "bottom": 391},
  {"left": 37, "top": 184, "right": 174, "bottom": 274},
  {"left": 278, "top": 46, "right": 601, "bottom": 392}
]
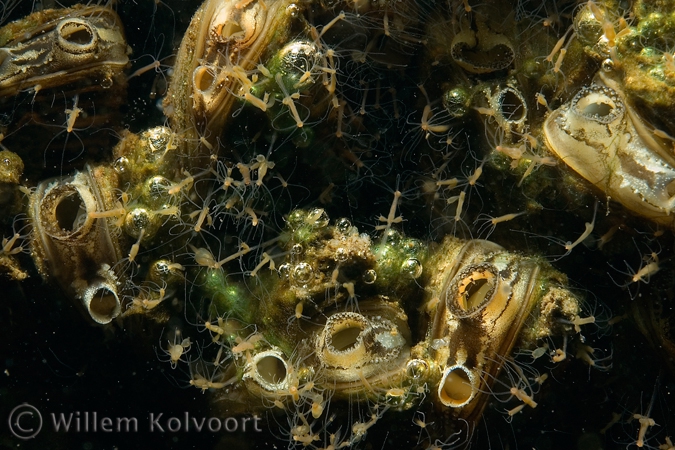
[{"left": 1, "top": 0, "right": 675, "bottom": 449}]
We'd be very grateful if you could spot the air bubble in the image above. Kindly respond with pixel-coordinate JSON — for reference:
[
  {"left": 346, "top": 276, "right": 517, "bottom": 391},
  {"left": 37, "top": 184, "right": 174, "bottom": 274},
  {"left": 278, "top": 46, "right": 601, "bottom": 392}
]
[
  {"left": 287, "top": 4, "right": 299, "bottom": 17},
  {"left": 335, "top": 247, "right": 348, "bottom": 262},
  {"left": 406, "top": 359, "right": 429, "bottom": 379},
  {"left": 307, "top": 208, "right": 329, "bottom": 228},
  {"left": 124, "top": 208, "right": 152, "bottom": 238},
  {"left": 146, "top": 176, "right": 172, "bottom": 203},
  {"left": 401, "top": 258, "right": 423, "bottom": 278},
  {"left": 113, "top": 156, "right": 129, "bottom": 174},
  {"left": 404, "top": 238, "right": 424, "bottom": 253},
  {"left": 363, "top": 269, "right": 377, "bottom": 284},
  {"left": 601, "top": 58, "right": 614, "bottom": 72},
  {"left": 292, "top": 263, "right": 314, "bottom": 286},
  {"left": 335, "top": 217, "right": 352, "bottom": 233},
  {"left": 291, "top": 243, "right": 304, "bottom": 257},
  {"left": 277, "top": 263, "right": 291, "bottom": 280},
  {"left": 383, "top": 229, "right": 401, "bottom": 245},
  {"left": 286, "top": 210, "right": 306, "bottom": 230}
]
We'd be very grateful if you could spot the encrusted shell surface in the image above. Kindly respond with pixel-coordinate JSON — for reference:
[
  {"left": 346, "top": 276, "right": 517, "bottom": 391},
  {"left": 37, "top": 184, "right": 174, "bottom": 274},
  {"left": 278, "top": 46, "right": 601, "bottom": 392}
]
[{"left": 543, "top": 72, "right": 675, "bottom": 228}]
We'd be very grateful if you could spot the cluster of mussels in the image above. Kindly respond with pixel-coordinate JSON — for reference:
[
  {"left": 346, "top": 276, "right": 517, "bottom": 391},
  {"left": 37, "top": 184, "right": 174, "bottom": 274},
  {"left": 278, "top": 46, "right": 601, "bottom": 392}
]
[{"left": 2, "top": 0, "right": 675, "bottom": 448}]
